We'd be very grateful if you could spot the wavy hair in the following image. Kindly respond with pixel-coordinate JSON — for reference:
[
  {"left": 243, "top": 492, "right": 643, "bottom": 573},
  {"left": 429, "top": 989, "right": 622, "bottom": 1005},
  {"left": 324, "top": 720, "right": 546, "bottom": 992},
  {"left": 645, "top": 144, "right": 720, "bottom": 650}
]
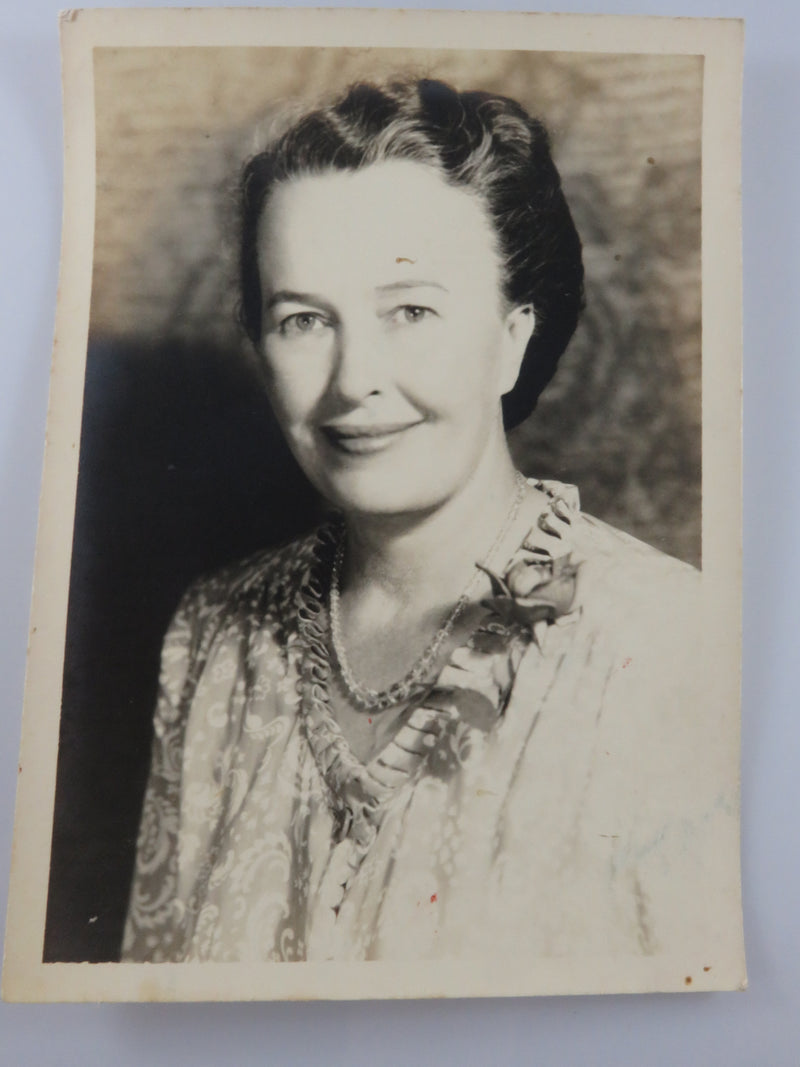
[{"left": 239, "top": 78, "right": 584, "bottom": 427}]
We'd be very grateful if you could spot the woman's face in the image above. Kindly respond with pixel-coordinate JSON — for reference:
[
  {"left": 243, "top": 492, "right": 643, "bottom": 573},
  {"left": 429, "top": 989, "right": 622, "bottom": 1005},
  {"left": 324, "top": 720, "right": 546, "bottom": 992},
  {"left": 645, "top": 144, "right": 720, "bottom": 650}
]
[{"left": 256, "top": 159, "right": 533, "bottom": 516}]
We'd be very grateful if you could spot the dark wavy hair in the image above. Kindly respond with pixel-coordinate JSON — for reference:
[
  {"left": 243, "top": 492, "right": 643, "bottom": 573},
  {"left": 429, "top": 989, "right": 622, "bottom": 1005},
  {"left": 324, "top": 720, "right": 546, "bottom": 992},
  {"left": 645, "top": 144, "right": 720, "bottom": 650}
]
[{"left": 239, "top": 78, "right": 584, "bottom": 428}]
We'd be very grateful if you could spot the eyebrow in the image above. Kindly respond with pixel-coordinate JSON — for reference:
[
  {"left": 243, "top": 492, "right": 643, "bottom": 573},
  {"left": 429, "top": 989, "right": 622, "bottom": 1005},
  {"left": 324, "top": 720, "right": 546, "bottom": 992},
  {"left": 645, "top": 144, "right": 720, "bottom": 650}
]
[
  {"left": 265, "top": 281, "right": 449, "bottom": 314},
  {"left": 375, "top": 280, "right": 449, "bottom": 295},
  {"left": 264, "top": 290, "right": 334, "bottom": 312}
]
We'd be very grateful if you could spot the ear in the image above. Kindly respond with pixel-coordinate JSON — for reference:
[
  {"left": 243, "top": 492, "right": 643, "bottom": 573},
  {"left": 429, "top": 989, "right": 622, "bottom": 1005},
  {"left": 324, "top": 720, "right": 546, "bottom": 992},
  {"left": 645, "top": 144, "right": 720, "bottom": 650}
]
[{"left": 499, "top": 304, "right": 535, "bottom": 396}]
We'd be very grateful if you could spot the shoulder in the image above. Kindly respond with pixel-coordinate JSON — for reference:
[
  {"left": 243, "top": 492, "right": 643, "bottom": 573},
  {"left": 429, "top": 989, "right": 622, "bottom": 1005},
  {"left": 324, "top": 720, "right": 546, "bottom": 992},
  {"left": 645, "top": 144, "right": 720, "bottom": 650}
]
[
  {"left": 564, "top": 511, "right": 701, "bottom": 698},
  {"left": 519, "top": 478, "right": 700, "bottom": 638},
  {"left": 575, "top": 509, "right": 698, "bottom": 579},
  {"left": 167, "top": 527, "right": 326, "bottom": 656},
  {"left": 152, "top": 527, "right": 328, "bottom": 725},
  {"left": 574, "top": 510, "right": 700, "bottom": 621},
  {"left": 562, "top": 510, "right": 705, "bottom": 757},
  {"left": 507, "top": 480, "right": 703, "bottom": 725},
  {"left": 189, "top": 527, "right": 322, "bottom": 615},
  {"left": 513, "top": 485, "right": 725, "bottom": 890}
]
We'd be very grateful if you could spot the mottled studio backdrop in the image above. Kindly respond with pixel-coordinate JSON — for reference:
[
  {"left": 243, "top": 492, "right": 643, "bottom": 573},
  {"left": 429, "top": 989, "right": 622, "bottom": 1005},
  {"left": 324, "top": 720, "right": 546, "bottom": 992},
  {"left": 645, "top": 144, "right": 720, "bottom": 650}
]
[{"left": 45, "top": 48, "right": 702, "bottom": 960}]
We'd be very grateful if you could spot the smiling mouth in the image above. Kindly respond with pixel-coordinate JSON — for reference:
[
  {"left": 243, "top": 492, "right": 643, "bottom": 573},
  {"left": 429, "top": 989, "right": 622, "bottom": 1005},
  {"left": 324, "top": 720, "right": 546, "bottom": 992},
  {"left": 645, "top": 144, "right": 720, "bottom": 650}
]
[{"left": 320, "top": 422, "right": 423, "bottom": 456}]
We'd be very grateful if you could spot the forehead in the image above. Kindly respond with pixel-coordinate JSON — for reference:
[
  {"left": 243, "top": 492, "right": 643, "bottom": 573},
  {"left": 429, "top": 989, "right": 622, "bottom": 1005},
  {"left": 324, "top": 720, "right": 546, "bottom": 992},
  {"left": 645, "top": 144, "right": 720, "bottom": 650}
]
[{"left": 256, "top": 160, "right": 502, "bottom": 293}]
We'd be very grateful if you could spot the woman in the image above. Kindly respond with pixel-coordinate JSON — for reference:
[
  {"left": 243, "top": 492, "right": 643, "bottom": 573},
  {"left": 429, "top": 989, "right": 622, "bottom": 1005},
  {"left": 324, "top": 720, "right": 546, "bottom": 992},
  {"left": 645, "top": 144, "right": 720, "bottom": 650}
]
[{"left": 122, "top": 79, "right": 715, "bottom": 964}]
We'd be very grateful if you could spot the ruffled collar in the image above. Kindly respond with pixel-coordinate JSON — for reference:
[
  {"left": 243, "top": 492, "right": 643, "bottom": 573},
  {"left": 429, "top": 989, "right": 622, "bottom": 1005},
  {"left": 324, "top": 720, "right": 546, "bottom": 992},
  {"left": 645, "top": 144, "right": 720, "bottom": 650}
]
[{"left": 294, "top": 478, "right": 582, "bottom": 853}]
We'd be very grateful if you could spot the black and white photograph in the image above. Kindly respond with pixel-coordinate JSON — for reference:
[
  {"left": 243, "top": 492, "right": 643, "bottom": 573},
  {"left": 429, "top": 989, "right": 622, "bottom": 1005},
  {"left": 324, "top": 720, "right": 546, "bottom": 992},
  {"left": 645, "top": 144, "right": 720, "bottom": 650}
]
[{"left": 3, "top": 7, "right": 745, "bottom": 1002}]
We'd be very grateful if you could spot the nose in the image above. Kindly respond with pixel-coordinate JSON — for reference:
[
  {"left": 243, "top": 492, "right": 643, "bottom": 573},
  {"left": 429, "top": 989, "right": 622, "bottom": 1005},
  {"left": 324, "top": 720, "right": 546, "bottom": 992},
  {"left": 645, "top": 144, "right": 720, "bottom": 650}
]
[{"left": 329, "top": 321, "right": 385, "bottom": 405}]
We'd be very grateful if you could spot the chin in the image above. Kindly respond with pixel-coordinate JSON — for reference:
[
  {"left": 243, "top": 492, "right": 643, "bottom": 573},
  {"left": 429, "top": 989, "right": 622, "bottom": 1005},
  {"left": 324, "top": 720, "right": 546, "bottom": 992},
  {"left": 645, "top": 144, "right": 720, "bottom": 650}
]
[{"left": 318, "top": 467, "right": 453, "bottom": 518}]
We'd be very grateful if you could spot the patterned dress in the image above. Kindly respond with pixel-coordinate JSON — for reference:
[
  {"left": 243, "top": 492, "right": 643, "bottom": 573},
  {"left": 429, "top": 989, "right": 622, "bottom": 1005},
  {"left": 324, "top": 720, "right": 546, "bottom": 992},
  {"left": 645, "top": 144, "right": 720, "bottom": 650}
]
[{"left": 122, "top": 481, "right": 733, "bottom": 963}]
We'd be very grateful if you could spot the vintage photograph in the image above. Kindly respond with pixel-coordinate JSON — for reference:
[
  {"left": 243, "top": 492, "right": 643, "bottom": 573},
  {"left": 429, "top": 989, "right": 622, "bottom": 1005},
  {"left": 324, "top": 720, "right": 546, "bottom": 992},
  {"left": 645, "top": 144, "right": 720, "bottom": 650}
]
[{"left": 4, "top": 8, "right": 745, "bottom": 1001}]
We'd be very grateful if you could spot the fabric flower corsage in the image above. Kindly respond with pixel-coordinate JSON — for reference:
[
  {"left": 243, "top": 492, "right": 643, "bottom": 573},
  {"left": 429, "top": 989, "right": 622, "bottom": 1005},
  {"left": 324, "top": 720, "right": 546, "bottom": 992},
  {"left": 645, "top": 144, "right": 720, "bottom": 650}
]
[
  {"left": 478, "top": 551, "right": 579, "bottom": 631},
  {"left": 415, "top": 491, "right": 583, "bottom": 781},
  {"left": 478, "top": 493, "right": 581, "bottom": 647}
]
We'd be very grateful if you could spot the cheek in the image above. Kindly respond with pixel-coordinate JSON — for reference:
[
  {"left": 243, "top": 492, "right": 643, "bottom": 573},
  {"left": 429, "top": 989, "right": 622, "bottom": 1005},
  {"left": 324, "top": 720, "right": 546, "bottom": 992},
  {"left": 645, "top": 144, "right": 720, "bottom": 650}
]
[
  {"left": 402, "top": 320, "right": 504, "bottom": 414},
  {"left": 263, "top": 353, "right": 327, "bottom": 429}
]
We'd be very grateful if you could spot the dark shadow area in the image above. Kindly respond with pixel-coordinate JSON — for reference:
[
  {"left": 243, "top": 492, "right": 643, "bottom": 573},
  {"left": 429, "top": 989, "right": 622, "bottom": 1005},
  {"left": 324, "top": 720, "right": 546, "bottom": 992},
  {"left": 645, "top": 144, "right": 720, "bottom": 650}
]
[{"left": 43, "top": 338, "right": 320, "bottom": 962}]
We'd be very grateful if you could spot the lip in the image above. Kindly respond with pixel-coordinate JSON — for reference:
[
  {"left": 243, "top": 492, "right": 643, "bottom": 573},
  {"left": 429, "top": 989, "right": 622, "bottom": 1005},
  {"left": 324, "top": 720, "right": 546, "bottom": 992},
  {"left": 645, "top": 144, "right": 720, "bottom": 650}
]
[{"left": 320, "top": 421, "right": 423, "bottom": 456}]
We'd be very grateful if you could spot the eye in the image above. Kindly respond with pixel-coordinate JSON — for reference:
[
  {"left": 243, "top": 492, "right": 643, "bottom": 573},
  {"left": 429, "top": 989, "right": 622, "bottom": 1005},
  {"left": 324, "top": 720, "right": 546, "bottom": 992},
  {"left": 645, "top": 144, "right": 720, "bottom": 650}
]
[
  {"left": 388, "top": 305, "right": 436, "bottom": 326},
  {"left": 275, "top": 311, "right": 330, "bottom": 338}
]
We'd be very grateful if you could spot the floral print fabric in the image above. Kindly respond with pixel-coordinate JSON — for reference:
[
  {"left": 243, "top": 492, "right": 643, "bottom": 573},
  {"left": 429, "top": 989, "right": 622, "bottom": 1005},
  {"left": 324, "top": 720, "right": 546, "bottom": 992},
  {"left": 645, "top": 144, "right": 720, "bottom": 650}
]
[{"left": 122, "top": 481, "right": 727, "bottom": 963}]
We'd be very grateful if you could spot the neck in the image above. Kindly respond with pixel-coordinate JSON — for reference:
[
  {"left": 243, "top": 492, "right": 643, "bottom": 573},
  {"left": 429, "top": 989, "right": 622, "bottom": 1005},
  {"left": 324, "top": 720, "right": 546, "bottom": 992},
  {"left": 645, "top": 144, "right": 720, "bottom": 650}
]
[{"left": 340, "top": 438, "right": 521, "bottom": 609}]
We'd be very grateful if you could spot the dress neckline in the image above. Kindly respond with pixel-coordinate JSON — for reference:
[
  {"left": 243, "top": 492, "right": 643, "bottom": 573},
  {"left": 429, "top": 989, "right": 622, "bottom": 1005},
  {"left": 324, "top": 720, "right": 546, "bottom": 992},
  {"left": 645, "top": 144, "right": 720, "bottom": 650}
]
[{"left": 294, "top": 478, "right": 582, "bottom": 849}]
